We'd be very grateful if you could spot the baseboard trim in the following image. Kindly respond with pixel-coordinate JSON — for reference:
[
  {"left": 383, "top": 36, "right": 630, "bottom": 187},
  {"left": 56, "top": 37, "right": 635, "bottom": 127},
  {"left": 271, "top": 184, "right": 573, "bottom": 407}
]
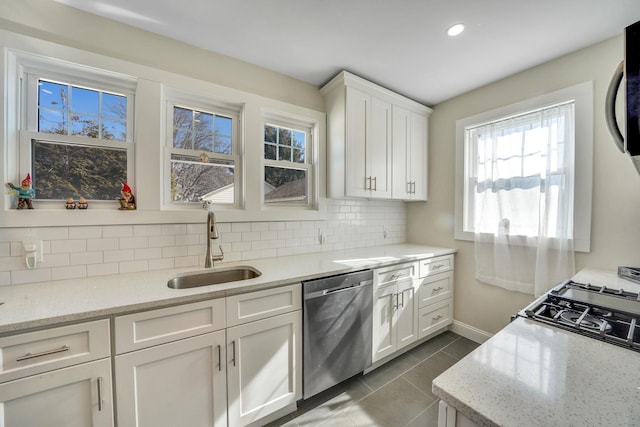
[{"left": 449, "top": 320, "right": 493, "bottom": 344}]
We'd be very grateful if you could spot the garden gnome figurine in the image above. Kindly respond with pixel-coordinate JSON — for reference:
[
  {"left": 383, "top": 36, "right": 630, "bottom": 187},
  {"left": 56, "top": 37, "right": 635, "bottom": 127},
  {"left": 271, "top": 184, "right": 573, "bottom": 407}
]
[
  {"left": 7, "top": 173, "right": 35, "bottom": 209},
  {"left": 118, "top": 182, "right": 136, "bottom": 210}
]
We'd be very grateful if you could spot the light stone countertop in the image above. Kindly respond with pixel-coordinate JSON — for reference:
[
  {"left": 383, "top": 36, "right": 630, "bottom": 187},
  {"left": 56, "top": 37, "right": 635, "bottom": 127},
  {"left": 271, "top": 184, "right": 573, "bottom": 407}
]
[
  {"left": 0, "top": 243, "right": 455, "bottom": 335},
  {"left": 432, "top": 268, "right": 640, "bottom": 427}
]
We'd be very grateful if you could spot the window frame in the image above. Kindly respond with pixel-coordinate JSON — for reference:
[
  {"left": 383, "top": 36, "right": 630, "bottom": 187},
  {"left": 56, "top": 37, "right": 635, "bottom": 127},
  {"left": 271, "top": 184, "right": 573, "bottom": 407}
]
[
  {"left": 454, "top": 82, "right": 594, "bottom": 252},
  {"left": 263, "top": 118, "right": 313, "bottom": 207},
  {"left": 261, "top": 111, "right": 318, "bottom": 211},
  {"left": 163, "top": 89, "right": 242, "bottom": 210},
  {"left": 17, "top": 53, "right": 136, "bottom": 209}
]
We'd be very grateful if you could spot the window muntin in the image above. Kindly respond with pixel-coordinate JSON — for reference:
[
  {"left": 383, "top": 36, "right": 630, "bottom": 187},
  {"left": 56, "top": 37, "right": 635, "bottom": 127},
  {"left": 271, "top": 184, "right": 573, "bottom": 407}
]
[
  {"left": 23, "top": 72, "right": 134, "bottom": 203},
  {"left": 463, "top": 102, "right": 574, "bottom": 238},
  {"left": 38, "top": 79, "right": 128, "bottom": 141},
  {"left": 167, "top": 104, "right": 239, "bottom": 206},
  {"left": 263, "top": 123, "right": 310, "bottom": 205}
]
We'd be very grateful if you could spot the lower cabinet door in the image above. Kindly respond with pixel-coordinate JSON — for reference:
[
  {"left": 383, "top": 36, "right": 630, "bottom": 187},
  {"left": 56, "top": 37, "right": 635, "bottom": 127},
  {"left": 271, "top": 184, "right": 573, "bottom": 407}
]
[
  {"left": 115, "top": 330, "right": 227, "bottom": 427},
  {"left": 372, "top": 286, "right": 397, "bottom": 362},
  {"left": 0, "top": 358, "right": 113, "bottom": 427},
  {"left": 227, "top": 310, "right": 302, "bottom": 426},
  {"left": 395, "top": 279, "right": 419, "bottom": 351}
]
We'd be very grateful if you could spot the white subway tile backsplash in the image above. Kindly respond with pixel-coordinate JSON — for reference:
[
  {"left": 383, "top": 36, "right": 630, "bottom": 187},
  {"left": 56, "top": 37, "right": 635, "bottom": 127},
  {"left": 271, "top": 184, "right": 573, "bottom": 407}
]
[
  {"left": 12, "top": 268, "right": 51, "bottom": 285},
  {"left": 0, "top": 243, "right": 10, "bottom": 257},
  {"left": 119, "top": 260, "right": 149, "bottom": 274},
  {"left": 0, "top": 199, "right": 406, "bottom": 286},
  {"left": 88, "top": 263, "right": 119, "bottom": 277},
  {"left": 104, "top": 249, "right": 135, "bottom": 263},
  {"left": 70, "top": 251, "right": 103, "bottom": 265},
  {"left": 69, "top": 226, "right": 102, "bottom": 239},
  {"left": 51, "top": 239, "right": 87, "bottom": 254},
  {"left": 103, "top": 225, "right": 134, "bottom": 238},
  {"left": 119, "top": 236, "right": 149, "bottom": 249},
  {"left": 52, "top": 265, "right": 87, "bottom": 281},
  {"left": 87, "top": 238, "right": 119, "bottom": 251}
]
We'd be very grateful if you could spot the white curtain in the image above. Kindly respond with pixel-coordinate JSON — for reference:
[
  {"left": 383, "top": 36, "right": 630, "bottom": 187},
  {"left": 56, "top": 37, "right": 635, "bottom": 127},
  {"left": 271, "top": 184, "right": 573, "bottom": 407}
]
[{"left": 472, "top": 103, "right": 575, "bottom": 297}]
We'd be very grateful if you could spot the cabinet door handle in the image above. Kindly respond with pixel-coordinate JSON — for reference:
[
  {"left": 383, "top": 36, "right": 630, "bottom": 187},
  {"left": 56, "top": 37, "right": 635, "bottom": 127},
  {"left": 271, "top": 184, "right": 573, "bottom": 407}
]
[
  {"left": 217, "top": 344, "right": 222, "bottom": 371},
  {"left": 399, "top": 291, "right": 404, "bottom": 308},
  {"left": 372, "top": 176, "right": 377, "bottom": 191},
  {"left": 407, "top": 181, "right": 412, "bottom": 194},
  {"left": 231, "top": 340, "right": 236, "bottom": 367},
  {"left": 16, "top": 345, "right": 70, "bottom": 361},
  {"left": 411, "top": 181, "right": 416, "bottom": 194},
  {"left": 365, "top": 176, "right": 372, "bottom": 190},
  {"left": 97, "top": 376, "right": 104, "bottom": 411}
]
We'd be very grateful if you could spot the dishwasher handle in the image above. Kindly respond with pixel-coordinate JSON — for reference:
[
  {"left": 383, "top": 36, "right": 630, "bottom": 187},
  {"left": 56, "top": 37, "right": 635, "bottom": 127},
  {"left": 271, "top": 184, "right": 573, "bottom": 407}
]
[{"left": 304, "top": 280, "right": 372, "bottom": 300}]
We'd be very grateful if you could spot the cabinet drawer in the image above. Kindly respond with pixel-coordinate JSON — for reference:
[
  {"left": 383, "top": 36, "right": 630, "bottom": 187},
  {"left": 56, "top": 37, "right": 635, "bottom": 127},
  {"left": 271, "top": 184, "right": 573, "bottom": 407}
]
[
  {"left": 115, "top": 299, "right": 226, "bottom": 354},
  {"left": 418, "top": 300, "right": 452, "bottom": 339},
  {"left": 0, "top": 319, "right": 110, "bottom": 384},
  {"left": 226, "top": 284, "right": 301, "bottom": 327},
  {"left": 418, "top": 272, "right": 453, "bottom": 308},
  {"left": 374, "top": 262, "right": 418, "bottom": 289},
  {"left": 419, "top": 255, "right": 453, "bottom": 278}
]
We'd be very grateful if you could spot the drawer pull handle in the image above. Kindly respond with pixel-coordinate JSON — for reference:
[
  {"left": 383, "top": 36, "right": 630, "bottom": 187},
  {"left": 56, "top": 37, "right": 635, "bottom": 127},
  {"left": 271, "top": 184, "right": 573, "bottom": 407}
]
[
  {"left": 390, "top": 273, "right": 405, "bottom": 280},
  {"left": 431, "top": 264, "right": 444, "bottom": 270},
  {"left": 433, "top": 287, "right": 443, "bottom": 292},
  {"left": 432, "top": 315, "right": 443, "bottom": 322},
  {"left": 16, "top": 345, "right": 70, "bottom": 361},
  {"left": 97, "top": 376, "right": 104, "bottom": 411}
]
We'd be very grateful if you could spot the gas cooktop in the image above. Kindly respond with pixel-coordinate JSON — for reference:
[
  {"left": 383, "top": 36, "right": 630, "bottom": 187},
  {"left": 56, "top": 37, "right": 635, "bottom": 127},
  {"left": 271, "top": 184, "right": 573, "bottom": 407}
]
[{"left": 518, "top": 280, "right": 640, "bottom": 352}]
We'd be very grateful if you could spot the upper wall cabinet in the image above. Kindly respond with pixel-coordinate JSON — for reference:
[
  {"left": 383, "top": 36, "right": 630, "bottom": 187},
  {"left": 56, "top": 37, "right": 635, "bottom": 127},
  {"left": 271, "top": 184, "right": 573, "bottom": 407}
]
[{"left": 321, "top": 71, "right": 432, "bottom": 201}]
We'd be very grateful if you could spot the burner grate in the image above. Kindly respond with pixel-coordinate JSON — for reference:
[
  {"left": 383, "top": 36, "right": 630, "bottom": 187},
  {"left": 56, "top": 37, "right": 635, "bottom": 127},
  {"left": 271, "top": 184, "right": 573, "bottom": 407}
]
[{"left": 521, "top": 280, "right": 640, "bottom": 352}]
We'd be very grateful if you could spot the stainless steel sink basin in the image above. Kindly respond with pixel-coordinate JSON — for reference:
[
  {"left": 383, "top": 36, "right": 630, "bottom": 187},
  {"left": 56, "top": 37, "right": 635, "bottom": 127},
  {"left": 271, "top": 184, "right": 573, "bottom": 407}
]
[{"left": 167, "top": 266, "right": 262, "bottom": 289}]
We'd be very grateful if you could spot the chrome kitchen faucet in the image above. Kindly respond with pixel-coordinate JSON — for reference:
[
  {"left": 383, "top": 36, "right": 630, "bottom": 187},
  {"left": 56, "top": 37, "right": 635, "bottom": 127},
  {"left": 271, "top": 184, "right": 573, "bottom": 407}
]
[{"left": 203, "top": 201, "right": 224, "bottom": 268}]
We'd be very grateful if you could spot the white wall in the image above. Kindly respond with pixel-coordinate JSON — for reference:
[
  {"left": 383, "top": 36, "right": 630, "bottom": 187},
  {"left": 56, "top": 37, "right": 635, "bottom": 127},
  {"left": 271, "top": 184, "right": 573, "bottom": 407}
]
[{"left": 408, "top": 35, "right": 640, "bottom": 334}]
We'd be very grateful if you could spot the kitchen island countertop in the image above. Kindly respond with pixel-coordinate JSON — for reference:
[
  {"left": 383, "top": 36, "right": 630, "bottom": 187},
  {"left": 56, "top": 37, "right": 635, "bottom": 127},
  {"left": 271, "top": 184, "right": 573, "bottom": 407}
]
[
  {"left": 0, "top": 243, "right": 454, "bottom": 334},
  {"left": 432, "top": 268, "right": 640, "bottom": 427}
]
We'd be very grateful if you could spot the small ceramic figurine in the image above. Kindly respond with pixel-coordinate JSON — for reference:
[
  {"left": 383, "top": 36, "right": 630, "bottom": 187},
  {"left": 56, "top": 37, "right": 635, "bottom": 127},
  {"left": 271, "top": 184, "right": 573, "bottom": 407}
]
[
  {"left": 118, "top": 182, "right": 136, "bottom": 210},
  {"left": 78, "top": 197, "right": 88, "bottom": 209},
  {"left": 7, "top": 173, "right": 35, "bottom": 209},
  {"left": 65, "top": 197, "right": 77, "bottom": 209}
]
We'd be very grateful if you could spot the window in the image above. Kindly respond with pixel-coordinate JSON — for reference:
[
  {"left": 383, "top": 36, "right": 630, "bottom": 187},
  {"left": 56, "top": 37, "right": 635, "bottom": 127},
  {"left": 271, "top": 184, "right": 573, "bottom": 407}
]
[
  {"left": 263, "top": 121, "right": 312, "bottom": 205},
  {"left": 454, "top": 82, "right": 593, "bottom": 252},
  {"left": 165, "top": 100, "right": 240, "bottom": 206},
  {"left": 22, "top": 72, "right": 135, "bottom": 202}
]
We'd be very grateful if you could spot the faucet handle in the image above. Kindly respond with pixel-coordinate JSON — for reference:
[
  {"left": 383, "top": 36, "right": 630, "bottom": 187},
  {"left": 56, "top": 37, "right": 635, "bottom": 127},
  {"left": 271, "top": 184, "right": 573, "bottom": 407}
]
[{"left": 202, "top": 200, "right": 212, "bottom": 209}]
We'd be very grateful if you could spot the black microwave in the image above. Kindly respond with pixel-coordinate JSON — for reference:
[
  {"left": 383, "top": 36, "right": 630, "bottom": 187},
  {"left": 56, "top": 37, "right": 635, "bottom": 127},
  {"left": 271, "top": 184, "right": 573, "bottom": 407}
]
[{"left": 606, "top": 19, "right": 640, "bottom": 170}]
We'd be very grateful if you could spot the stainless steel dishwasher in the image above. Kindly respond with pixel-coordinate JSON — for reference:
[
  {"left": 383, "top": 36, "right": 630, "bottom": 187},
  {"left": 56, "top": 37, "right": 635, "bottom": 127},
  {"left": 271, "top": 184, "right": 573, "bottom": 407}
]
[{"left": 302, "top": 269, "right": 373, "bottom": 399}]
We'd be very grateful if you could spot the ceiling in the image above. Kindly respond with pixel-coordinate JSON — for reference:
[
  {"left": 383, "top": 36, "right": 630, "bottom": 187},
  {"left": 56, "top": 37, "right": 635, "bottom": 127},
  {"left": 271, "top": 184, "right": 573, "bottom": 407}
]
[{"left": 54, "top": 0, "right": 640, "bottom": 106}]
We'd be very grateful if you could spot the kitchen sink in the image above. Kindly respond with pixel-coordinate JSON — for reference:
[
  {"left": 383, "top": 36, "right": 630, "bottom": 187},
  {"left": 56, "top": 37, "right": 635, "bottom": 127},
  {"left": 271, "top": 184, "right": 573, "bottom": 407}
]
[{"left": 167, "top": 266, "right": 262, "bottom": 289}]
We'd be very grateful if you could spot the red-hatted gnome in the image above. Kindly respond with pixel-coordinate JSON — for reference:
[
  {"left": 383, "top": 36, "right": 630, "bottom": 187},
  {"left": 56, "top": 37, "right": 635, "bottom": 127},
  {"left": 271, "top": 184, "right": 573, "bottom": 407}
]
[
  {"left": 7, "top": 173, "right": 35, "bottom": 209},
  {"left": 118, "top": 182, "right": 136, "bottom": 210}
]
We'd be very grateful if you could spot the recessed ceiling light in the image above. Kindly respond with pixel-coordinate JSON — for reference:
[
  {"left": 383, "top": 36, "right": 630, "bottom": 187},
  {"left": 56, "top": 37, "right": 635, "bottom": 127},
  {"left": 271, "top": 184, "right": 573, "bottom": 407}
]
[{"left": 447, "top": 23, "right": 465, "bottom": 37}]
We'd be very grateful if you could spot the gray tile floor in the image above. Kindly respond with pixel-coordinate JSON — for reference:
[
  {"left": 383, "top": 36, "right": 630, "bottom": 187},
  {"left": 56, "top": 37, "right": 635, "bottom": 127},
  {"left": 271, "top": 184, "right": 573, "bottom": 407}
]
[{"left": 267, "top": 332, "right": 479, "bottom": 427}]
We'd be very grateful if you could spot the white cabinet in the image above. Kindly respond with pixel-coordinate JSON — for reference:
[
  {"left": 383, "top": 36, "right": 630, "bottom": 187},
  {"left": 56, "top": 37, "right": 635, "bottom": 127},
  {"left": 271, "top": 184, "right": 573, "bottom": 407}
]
[
  {"left": 115, "top": 331, "right": 227, "bottom": 427},
  {"left": 322, "top": 70, "right": 431, "bottom": 201},
  {"left": 392, "top": 106, "right": 429, "bottom": 201},
  {"left": 372, "top": 262, "right": 419, "bottom": 362},
  {"left": 114, "top": 299, "right": 227, "bottom": 427},
  {"left": 0, "top": 320, "right": 113, "bottom": 427},
  {"left": 418, "top": 255, "right": 454, "bottom": 338},
  {"left": 226, "top": 284, "right": 302, "bottom": 426},
  {"left": 326, "top": 82, "right": 392, "bottom": 198},
  {"left": 114, "top": 285, "right": 302, "bottom": 427}
]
